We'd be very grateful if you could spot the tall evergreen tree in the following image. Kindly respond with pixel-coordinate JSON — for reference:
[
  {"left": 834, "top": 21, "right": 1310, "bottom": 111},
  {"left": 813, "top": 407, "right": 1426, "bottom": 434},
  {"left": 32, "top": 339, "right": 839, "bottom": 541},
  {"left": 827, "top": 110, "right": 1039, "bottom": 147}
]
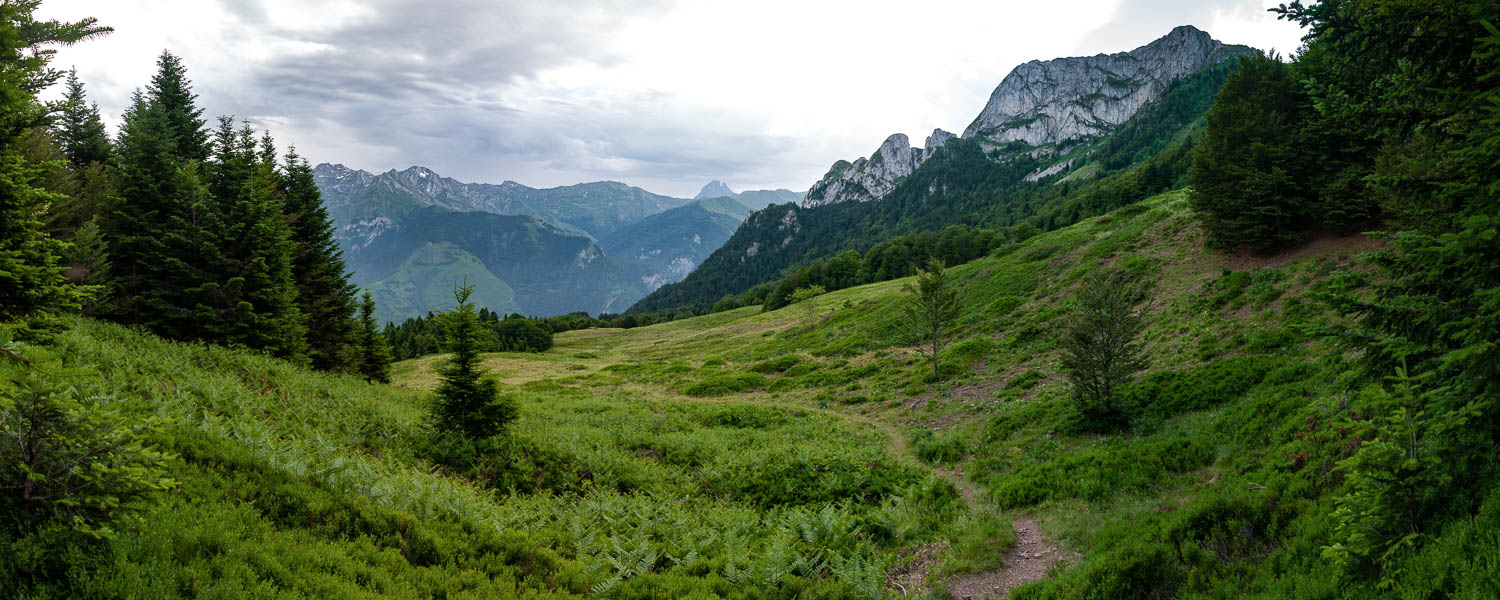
[
  {"left": 282, "top": 147, "right": 360, "bottom": 372},
  {"left": 203, "top": 124, "right": 306, "bottom": 361},
  {"left": 357, "top": 291, "right": 393, "bottom": 383},
  {"left": 432, "top": 281, "right": 515, "bottom": 438},
  {"left": 0, "top": 2, "right": 108, "bottom": 323},
  {"left": 145, "top": 50, "right": 207, "bottom": 162},
  {"left": 52, "top": 68, "right": 110, "bottom": 168}
]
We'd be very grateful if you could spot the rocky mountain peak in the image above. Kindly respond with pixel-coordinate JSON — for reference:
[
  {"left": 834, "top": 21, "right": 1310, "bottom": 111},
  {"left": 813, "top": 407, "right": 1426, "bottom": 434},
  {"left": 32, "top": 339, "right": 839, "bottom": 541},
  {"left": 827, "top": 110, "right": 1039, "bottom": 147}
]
[
  {"left": 695, "top": 180, "right": 738, "bottom": 199},
  {"left": 801, "top": 132, "right": 948, "bottom": 208},
  {"left": 925, "top": 128, "right": 957, "bottom": 150},
  {"left": 962, "top": 25, "right": 1251, "bottom": 145}
]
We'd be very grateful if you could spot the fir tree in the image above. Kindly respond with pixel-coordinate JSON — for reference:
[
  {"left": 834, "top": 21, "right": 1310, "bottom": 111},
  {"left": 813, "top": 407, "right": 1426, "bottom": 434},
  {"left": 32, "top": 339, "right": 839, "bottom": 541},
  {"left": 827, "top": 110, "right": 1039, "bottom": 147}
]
[
  {"left": 1060, "top": 269, "right": 1148, "bottom": 426},
  {"left": 0, "top": 2, "right": 108, "bottom": 323},
  {"left": 357, "top": 291, "right": 393, "bottom": 383},
  {"left": 282, "top": 147, "right": 360, "bottom": 372},
  {"left": 52, "top": 68, "right": 110, "bottom": 168},
  {"left": 145, "top": 50, "right": 207, "bottom": 162},
  {"left": 209, "top": 125, "right": 307, "bottom": 361},
  {"left": 901, "top": 259, "right": 959, "bottom": 382},
  {"left": 432, "top": 281, "right": 516, "bottom": 438},
  {"left": 104, "top": 92, "right": 215, "bottom": 333}
]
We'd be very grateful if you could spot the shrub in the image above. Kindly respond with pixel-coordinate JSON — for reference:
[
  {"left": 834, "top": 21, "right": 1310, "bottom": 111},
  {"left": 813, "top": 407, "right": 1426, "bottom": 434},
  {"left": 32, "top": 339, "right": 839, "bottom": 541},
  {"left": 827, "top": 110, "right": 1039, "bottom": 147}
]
[
  {"left": 910, "top": 429, "right": 967, "bottom": 465},
  {"left": 682, "top": 373, "right": 768, "bottom": 397}
]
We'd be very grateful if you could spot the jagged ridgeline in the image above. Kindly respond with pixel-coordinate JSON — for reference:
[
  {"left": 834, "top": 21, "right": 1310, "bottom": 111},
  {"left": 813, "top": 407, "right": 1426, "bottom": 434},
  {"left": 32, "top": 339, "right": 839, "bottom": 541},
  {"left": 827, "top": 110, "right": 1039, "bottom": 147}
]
[{"left": 630, "top": 26, "right": 1251, "bottom": 314}]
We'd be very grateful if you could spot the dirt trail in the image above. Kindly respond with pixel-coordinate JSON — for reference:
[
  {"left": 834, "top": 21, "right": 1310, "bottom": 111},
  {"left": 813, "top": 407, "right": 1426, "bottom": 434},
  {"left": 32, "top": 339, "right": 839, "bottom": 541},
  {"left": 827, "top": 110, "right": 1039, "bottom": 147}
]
[{"left": 943, "top": 516, "right": 1068, "bottom": 599}]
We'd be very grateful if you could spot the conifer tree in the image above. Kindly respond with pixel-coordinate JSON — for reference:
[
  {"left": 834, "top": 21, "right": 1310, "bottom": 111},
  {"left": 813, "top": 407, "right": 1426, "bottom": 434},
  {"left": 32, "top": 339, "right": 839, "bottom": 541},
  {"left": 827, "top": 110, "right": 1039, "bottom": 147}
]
[
  {"left": 105, "top": 92, "right": 215, "bottom": 333},
  {"left": 901, "top": 259, "right": 959, "bottom": 382},
  {"left": 206, "top": 125, "right": 306, "bottom": 361},
  {"left": 1060, "top": 269, "right": 1147, "bottom": 425},
  {"left": 282, "top": 147, "right": 360, "bottom": 372},
  {"left": 145, "top": 50, "right": 207, "bottom": 162},
  {"left": 432, "top": 281, "right": 516, "bottom": 438},
  {"left": 53, "top": 68, "right": 110, "bottom": 168},
  {"left": 0, "top": 2, "right": 108, "bottom": 323},
  {"left": 357, "top": 291, "right": 393, "bottom": 383}
]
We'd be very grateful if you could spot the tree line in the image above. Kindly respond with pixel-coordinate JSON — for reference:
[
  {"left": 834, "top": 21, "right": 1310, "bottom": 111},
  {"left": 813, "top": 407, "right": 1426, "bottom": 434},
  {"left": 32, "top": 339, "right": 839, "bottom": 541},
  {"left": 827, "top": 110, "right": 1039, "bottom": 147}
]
[{"left": 1, "top": 38, "right": 392, "bottom": 380}]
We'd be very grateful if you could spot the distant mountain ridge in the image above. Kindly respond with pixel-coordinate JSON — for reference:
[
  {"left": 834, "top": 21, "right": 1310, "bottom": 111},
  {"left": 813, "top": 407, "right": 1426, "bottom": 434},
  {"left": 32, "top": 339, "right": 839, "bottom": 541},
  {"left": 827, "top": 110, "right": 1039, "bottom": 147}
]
[
  {"left": 313, "top": 165, "right": 776, "bottom": 322},
  {"left": 691, "top": 180, "right": 805, "bottom": 210},
  {"left": 801, "top": 25, "right": 1252, "bottom": 208},
  {"left": 315, "top": 163, "right": 692, "bottom": 241}
]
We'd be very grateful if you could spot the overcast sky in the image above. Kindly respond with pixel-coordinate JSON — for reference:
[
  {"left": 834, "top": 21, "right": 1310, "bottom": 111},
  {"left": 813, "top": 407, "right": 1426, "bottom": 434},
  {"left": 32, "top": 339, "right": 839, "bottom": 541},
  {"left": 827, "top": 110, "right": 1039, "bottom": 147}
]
[{"left": 38, "top": 0, "right": 1304, "bottom": 197}]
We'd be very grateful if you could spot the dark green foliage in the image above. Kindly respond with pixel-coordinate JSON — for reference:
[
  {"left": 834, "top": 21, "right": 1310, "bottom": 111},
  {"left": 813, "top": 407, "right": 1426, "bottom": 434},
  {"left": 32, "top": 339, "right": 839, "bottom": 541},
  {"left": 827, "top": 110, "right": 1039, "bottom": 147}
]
[
  {"left": 910, "top": 429, "right": 966, "bottom": 465},
  {"left": 144, "top": 50, "right": 207, "bottom": 162},
  {"left": 493, "top": 316, "right": 553, "bottom": 352},
  {"left": 383, "top": 307, "right": 555, "bottom": 361},
  {"left": 281, "top": 148, "right": 359, "bottom": 371},
  {"left": 0, "top": 343, "right": 176, "bottom": 539},
  {"left": 0, "top": 3, "right": 103, "bottom": 323},
  {"left": 355, "top": 291, "right": 392, "bottom": 383},
  {"left": 1118, "top": 355, "right": 1277, "bottom": 421},
  {"left": 682, "top": 373, "right": 768, "bottom": 397},
  {"left": 1188, "top": 53, "right": 1320, "bottom": 251},
  {"left": 1059, "top": 269, "right": 1147, "bottom": 424},
  {"left": 903, "top": 259, "right": 960, "bottom": 381},
  {"left": 431, "top": 282, "right": 516, "bottom": 438},
  {"left": 51, "top": 69, "right": 109, "bottom": 169},
  {"left": 987, "top": 436, "right": 1212, "bottom": 509},
  {"left": 706, "top": 450, "right": 920, "bottom": 508}
]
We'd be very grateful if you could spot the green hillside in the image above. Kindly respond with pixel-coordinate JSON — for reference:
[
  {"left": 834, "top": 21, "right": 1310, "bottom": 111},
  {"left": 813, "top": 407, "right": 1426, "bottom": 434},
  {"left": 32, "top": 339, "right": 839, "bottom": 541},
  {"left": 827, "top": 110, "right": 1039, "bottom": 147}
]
[
  {"left": 601, "top": 197, "right": 753, "bottom": 287},
  {"left": 364, "top": 241, "right": 522, "bottom": 323},
  {"left": 17, "top": 191, "right": 1494, "bottom": 597}
]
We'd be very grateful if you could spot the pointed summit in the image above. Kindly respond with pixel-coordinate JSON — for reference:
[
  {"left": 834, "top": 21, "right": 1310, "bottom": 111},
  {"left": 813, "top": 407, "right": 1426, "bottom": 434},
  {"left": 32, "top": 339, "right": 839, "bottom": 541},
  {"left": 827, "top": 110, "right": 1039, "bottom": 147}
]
[{"left": 695, "top": 180, "right": 738, "bottom": 199}]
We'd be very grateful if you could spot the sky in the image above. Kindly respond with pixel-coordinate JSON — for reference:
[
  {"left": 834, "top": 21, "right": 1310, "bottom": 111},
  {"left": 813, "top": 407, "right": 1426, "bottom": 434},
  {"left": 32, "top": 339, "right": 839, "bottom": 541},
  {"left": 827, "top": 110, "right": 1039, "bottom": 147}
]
[{"left": 37, "top": 0, "right": 1305, "bottom": 198}]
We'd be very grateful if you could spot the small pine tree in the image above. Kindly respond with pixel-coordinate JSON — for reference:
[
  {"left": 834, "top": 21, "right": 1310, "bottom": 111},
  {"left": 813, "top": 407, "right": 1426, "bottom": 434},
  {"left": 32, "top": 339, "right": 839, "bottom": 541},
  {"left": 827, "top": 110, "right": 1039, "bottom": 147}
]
[
  {"left": 789, "top": 285, "right": 826, "bottom": 329},
  {"left": 357, "top": 291, "right": 393, "bottom": 383},
  {"left": 902, "top": 259, "right": 959, "bottom": 382},
  {"left": 1059, "top": 269, "right": 1148, "bottom": 425},
  {"left": 432, "top": 281, "right": 516, "bottom": 438}
]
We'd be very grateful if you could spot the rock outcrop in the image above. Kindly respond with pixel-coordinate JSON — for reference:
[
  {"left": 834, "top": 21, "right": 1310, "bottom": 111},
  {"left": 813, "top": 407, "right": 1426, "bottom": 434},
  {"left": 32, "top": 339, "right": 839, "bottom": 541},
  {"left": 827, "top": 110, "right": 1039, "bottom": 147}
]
[
  {"left": 963, "top": 25, "right": 1250, "bottom": 146},
  {"left": 800, "top": 25, "right": 1251, "bottom": 208},
  {"left": 802, "top": 129, "right": 955, "bottom": 208}
]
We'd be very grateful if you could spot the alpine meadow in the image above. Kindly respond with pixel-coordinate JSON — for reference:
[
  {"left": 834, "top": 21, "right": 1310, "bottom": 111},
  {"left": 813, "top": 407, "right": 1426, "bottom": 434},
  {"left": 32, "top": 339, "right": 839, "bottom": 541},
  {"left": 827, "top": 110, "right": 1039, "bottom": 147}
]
[{"left": 5, "top": 1, "right": 1500, "bottom": 599}]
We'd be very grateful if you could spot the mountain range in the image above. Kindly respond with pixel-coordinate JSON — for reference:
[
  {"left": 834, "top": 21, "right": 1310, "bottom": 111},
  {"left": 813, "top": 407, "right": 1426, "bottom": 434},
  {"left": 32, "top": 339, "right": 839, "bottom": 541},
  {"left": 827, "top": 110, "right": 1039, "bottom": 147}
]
[
  {"left": 314, "top": 165, "right": 799, "bottom": 322},
  {"left": 630, "top": 25, "right": 1256, "bottom": 313}
]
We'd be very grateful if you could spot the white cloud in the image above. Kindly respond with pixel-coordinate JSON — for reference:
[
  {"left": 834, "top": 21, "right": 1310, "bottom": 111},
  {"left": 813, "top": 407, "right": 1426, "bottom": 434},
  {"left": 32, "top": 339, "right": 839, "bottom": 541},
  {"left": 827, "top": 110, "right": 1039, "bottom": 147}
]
[{"left": 36, "top": 0, "right": 1304, "bottom": 197}]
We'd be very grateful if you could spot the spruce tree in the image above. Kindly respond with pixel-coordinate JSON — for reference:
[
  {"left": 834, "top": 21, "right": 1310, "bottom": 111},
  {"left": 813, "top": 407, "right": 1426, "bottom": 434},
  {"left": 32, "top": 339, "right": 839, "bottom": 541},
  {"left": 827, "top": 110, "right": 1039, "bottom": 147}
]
[
  {"left": 105, "top": 92, "right": 216, "bottom": 334},
  {"left": 0, "top": 2, "right": 108, "bottom": 323},
  {"left": 53, "top": 68, "right": 110, "bottom": 168},
  {"left": 282, "top": 147, "right": 360, "bottom": 372},
  {"left": 145, "top": 50, "right": 207, "bottom": 162},
  {"left": 901, "top": 259, "right": 959, "bottom": 382},
  {"left": 357, "top": 291, "right": 393, "bottom": 383},
  {"left": 432, "top": 281, "right": 516, "bottom": 438},
  {"left": 206, "top": 125, "right": 307, "bottom": 361},
  {"left": 1060, "top": 269, "right": 1147, "bottom": 426}
]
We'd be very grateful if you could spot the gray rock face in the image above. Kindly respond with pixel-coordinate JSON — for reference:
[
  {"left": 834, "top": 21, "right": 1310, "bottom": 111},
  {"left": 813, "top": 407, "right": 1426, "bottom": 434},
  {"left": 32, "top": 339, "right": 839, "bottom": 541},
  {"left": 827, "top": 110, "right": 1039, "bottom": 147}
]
[
  {"left": 963, "top": 25, "right": 1249, "bottom": 146},
  {"left": 802, "top": 129, "right": 954, "bottom": 208},
  {"left": 799, "top": 26, "right": 1250, "bottom": 208}
]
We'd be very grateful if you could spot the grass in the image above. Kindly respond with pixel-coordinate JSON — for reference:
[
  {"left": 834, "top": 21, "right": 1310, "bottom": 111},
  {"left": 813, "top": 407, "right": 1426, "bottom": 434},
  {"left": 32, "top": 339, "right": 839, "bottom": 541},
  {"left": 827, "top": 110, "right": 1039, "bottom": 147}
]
[{"left": 20, "top": 189, "right": 1458, "bottom": 599}]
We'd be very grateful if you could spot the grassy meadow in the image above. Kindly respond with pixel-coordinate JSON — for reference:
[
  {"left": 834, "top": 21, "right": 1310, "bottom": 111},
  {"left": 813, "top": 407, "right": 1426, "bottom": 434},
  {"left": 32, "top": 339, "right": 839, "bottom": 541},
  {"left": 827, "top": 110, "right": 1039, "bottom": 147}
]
[{"left": 23, "top": 189, "right": 1488, "bottom": 599}]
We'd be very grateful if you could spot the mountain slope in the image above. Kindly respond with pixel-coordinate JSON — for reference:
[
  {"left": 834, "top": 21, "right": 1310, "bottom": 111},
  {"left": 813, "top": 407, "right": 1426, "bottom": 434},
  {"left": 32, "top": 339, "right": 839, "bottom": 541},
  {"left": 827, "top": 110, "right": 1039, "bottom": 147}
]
[
  {"left": 601, "top": 196, "right": 752, "bottom": 288},
  {"left": 630, "top": 53, "right": 1240, "bottom": 313},
  {"left": 348, "top": 206, "right": 655, "bottom": 321}
]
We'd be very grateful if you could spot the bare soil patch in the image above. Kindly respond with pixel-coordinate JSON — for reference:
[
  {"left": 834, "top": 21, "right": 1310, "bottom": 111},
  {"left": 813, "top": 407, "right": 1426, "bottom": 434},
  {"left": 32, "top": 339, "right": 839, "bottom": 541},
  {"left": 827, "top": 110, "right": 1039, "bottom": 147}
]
[{"left": 945, "top": 517, "right": 1070, "bottom": 600}]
